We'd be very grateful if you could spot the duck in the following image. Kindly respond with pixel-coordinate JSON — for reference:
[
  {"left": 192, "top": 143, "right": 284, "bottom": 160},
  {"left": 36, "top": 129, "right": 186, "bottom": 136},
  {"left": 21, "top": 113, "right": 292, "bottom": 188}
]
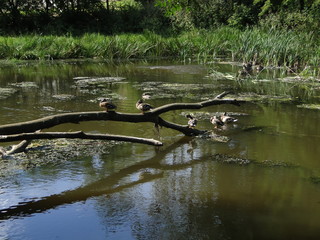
[
  {"left": 142, "top": 92, "right": 152, "bottom": 100},
  {"left": 210, "top": 115, "right": 224, "bottom": 128},
  {"left": 136, "top": 99, "right": 153, "bottom": 113},
  {"left": 220, "top": 112, "right": 238, "bottom": 124},
  {"left": 186, "top": 114, "right": 197, "bottom": 128},
  {"left": 243, "top": 61, "right": 253, "bottom": 73},
  {"left": 255, "top": 64, "right": 264, "bottom": 72},
  {"left": 99, "top": 98, "right": 117, "bottom": 112}
]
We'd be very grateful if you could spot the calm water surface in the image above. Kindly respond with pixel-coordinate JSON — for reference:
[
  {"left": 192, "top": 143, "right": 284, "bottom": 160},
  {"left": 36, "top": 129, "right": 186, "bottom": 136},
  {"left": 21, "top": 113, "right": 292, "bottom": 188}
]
[{"left": 0, "top": 60, "right": 320, "bottom": 239}]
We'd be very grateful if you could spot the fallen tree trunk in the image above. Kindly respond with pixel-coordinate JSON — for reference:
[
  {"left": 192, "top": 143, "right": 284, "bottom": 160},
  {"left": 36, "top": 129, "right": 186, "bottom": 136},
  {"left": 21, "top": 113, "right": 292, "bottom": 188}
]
[
  {"left": 0, "top": 92, "right": 244, "bottom": 153},
  {"left": 0, "top": 97, "right": 243, "bottom": 135}
]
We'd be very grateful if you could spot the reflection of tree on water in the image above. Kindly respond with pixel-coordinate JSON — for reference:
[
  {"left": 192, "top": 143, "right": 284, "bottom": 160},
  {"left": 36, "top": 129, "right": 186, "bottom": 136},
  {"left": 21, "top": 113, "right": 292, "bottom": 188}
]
[
  {"left": 0, "top": 137, "right": 213, "bottom": 220},
  {"left": 92, "top": 139, "right": 251, "bottom": 239},
  {"left": 0, "top": 134, "right": 250, "bottom": 239},
  {"left": 94, "top": 160, "right": 244, "bottom": 238}
]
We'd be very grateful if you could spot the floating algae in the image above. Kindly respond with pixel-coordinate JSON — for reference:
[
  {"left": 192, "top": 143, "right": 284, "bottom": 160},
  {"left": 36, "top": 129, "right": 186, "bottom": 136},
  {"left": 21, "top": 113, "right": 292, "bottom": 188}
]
[
  {"left": 9, "top": 82, "right": 38, "bottom": 88},
  {"left": 74, "top": 77, "right": 126, "bottom": 89},
  {"left": 297, "top": 104, "right": 320, "bottom": 110},
  {"left": 0, "top": 88, "right": 17, "bottom": 99},
  {"left": 0, "top": 139, "right": 120, "bottom": 177}
]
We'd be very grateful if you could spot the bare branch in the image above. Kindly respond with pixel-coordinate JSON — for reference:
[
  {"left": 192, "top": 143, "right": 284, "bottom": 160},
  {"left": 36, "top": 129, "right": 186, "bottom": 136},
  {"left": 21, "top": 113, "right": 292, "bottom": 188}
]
[
  {"left": 0, "top": 131, "right": 163, "bottom": 146},
  {"left": 158, "top": 117, "right": 206, "bottom": 136},
  {"left": 6, "top": 140, "right": 32, "bottom": 155}
]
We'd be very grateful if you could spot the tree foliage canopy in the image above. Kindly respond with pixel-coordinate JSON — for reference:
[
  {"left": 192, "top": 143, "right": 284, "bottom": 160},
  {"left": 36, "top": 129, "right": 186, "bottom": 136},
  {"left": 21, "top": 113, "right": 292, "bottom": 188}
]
[{"left": 0, "top": 0, "right": 319, "bottom": 35}]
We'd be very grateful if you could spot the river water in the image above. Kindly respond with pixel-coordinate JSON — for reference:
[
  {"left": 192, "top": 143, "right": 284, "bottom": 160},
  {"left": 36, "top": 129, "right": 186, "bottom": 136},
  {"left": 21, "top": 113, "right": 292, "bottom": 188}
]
[{"left": 0, "top": 60, "right": 320, "bottom": 239}]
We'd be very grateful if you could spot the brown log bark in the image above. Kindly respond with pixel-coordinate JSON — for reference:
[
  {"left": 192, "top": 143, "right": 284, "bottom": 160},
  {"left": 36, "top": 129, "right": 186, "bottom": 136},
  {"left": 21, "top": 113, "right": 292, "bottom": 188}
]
[
  {"left": 0, "top": 96, "right": 243, "bottom": 135},
  {"left": 0, "top": 92, "right": 244, "bottom": 151}
]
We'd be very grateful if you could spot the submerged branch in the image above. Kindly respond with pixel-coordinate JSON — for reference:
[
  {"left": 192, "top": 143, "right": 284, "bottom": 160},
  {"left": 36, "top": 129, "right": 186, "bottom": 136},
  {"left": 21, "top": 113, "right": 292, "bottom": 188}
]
[{"left": 0, "top": 131, "right": 163, "bottom": 146}]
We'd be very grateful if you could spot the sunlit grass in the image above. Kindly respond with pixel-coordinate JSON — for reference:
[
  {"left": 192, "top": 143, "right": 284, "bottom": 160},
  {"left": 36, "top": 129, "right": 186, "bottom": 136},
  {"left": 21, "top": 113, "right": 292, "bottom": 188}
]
[{"left": 0, "top": 27, "right": 319, "bottom": 74}]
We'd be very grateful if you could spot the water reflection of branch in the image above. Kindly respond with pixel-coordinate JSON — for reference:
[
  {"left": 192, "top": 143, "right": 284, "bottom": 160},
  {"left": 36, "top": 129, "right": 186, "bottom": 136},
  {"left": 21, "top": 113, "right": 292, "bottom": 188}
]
[{"left": 0, "top": 137, "right": 205, "bottom": 220}]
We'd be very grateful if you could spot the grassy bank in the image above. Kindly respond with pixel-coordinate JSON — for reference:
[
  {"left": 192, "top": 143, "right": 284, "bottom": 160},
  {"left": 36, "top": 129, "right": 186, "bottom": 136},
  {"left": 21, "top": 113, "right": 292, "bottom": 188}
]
[{"left": 0, "top": 27, "right": 319, "bottom": 74}]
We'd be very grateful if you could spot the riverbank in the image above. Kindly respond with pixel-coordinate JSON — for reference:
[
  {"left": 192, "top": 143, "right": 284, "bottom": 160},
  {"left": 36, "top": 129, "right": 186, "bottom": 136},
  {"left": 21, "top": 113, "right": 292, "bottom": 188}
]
[{"left": 0, "top": 27, "right": 319, "bottom": 76}]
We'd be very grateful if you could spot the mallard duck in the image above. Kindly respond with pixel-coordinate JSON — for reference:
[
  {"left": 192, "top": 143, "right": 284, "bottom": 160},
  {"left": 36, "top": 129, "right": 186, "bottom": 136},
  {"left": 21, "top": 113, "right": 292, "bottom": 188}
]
[
  {"left": 99, "top": 98, "right": 117, "bottom": 112},
  {"left": 220, "top": 112, "right": 238, "bottom": 123},
  {"left": 210, "top": 115, "right": 224, "bottom": 128},
  {"left": 186, "top": 114, "right": 197, "bottom": 128},
  {"left": 142, "top": 92, "right": 152, "bottom": 100},
  {"left": 136, "top": 99, "right": 153, "bottom": 113},
  {"left": 255, "top": 64, "right": 264, "bottom": 72},
  {"left": 243, "top": 61, "right": 253, "bottom": 73}
]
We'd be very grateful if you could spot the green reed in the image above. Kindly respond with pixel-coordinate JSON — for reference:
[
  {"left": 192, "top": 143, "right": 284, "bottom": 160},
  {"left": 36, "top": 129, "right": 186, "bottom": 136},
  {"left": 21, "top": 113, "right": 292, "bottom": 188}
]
[{"left": 0, "top": 27, "right": 319, "bottom": 73}]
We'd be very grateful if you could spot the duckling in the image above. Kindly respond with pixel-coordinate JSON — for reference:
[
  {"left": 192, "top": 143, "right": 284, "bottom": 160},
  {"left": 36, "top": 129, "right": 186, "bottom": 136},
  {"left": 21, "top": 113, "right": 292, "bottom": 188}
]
[
  {"left": 186, "top": 114, "right": 197, "bottom": 128},
  {"left": 210, "top": 115, "right": 224, "bottom": 128},
  {"left": 136, "top": 99, "right": 153, "bottom": 113},
  {"left": 220, "top": 112, "right": 238, "bottom": 124},
  {"left": 99, "top": 98, "right": 117, "bottom": 112}
]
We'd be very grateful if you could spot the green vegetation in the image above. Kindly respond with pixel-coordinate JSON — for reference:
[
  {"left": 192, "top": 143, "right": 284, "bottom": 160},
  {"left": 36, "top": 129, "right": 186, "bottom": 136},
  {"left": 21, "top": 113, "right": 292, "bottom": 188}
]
[
  {"left": 0, "top": 28, "right": 319, "bottom": 74},
  {"left": 0, "top": 0, "right": 320, "bottom": 75}
]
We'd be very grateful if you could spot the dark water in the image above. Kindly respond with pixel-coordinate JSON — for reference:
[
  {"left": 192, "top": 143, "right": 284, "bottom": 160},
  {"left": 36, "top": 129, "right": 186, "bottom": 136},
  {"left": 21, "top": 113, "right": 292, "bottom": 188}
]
[{"left": 0, "top": 60, "right": 320, "bottom": 239}]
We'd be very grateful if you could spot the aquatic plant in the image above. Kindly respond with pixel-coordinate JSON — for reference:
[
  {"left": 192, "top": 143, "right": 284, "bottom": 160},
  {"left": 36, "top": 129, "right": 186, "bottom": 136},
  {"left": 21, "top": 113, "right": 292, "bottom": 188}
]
[{"left": 0, "top": 27, "right": 319, "bottom": 75}]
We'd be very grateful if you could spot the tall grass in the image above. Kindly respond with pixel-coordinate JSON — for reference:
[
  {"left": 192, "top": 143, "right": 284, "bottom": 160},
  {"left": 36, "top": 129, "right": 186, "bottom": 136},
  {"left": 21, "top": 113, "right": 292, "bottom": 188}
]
[{"left": 0, "top": 27, "right": 319, "bottom": 72}]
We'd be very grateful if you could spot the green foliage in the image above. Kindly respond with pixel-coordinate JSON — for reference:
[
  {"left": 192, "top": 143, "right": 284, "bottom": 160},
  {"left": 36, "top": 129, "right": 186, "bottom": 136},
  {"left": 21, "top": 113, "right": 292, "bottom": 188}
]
[
  {"left": 0, "top": 0, "right": 319, "bottom": 34},
  {"left": 228, "top": 4, "right": 258, "bottom": 28},
  {"left": 0, "top": 27, "right": 319, "bottom": 74}
]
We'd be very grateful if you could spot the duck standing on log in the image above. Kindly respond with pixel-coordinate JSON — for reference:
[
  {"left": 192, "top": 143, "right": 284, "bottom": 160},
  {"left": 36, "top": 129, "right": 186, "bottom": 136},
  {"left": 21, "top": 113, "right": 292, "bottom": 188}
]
[
  {"left": 210, "top": 115, "right": 224, "bottom": 128},
  {"left": 142, "top": 92, "right": 152, "bottom": 100},
  {"left": 136, "top": 99, "right": 153, "bottom": 113},
  {"left": 186, "top": 114, "right": 198, "bottom": 128},
  {"left": 99, "top": 98, "right": 117, "bottom": 112},
  {"left": 220, "top": 112, "right": 238, "bottom": 124}
]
